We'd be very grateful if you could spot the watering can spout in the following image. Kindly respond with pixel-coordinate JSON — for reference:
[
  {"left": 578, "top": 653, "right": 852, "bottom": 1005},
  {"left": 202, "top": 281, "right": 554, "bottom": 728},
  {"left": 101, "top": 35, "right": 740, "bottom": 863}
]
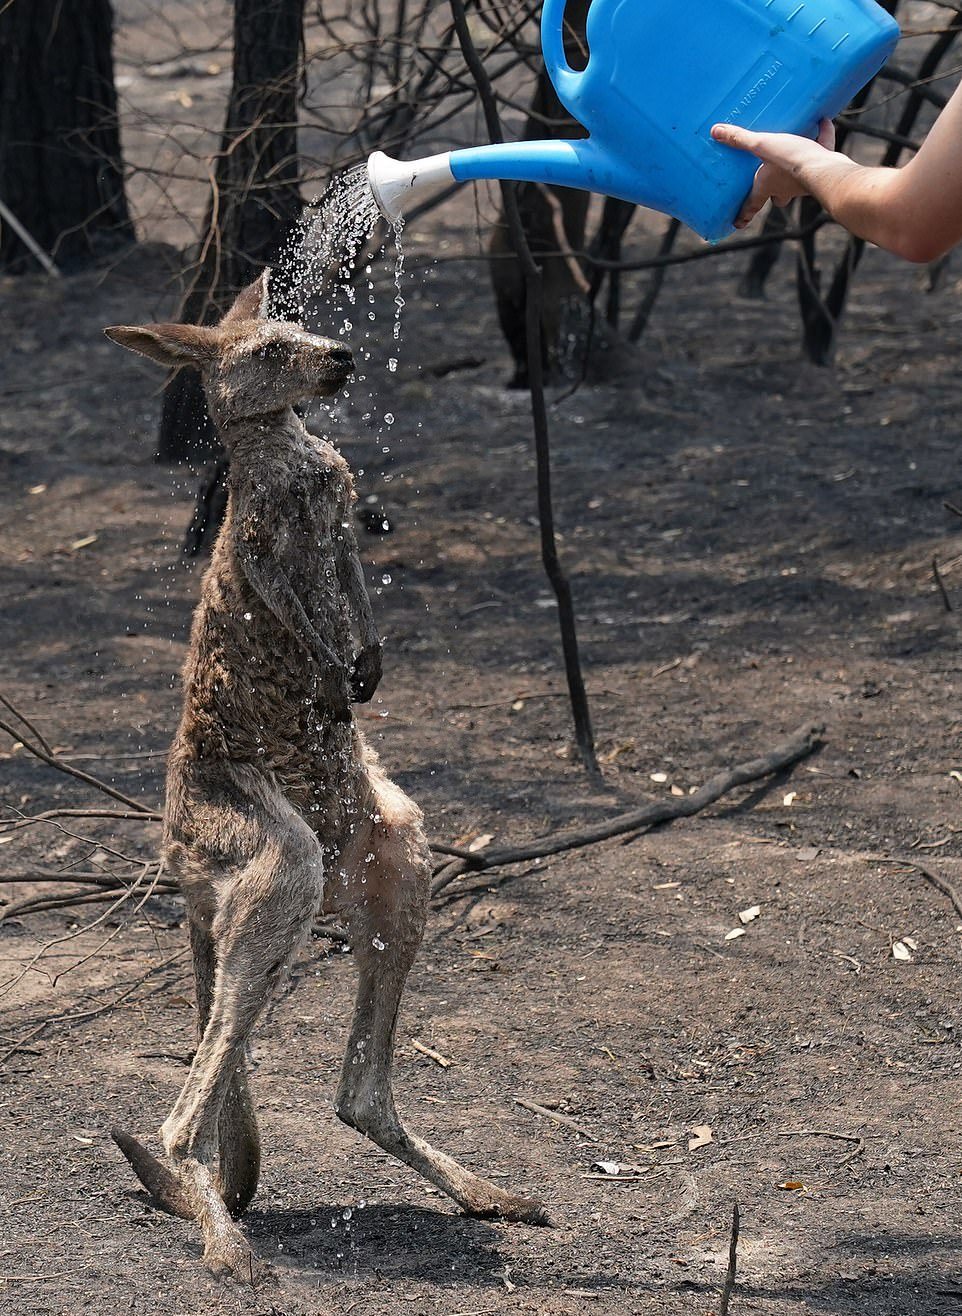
[
  {"left": 449, "top": 138, "right": 609, "bottom": 196},
  {"left": 367, "top": 150, "right": 456, "bottom": 224},
  {"left": 367, "top": 139, "right": 624, "bottom": 224}
]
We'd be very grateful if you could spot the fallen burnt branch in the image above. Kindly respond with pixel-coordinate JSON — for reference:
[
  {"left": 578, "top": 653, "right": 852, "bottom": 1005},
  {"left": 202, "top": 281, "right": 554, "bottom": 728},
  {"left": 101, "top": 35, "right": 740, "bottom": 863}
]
[
  {"left": 0, "top": 808, "right": 163, "bottom": 832},
  {"left": 431, "top": 722, "right": 824, "bottom": 895},
  {"left": 0, "top": 874, "right": 176, "bottom": 923},
  {"left": 2, "top": 703, "right": 821, "bottom": 927},
  {"left": 0, "top": 695, "right": 159, "bottom": 816}
]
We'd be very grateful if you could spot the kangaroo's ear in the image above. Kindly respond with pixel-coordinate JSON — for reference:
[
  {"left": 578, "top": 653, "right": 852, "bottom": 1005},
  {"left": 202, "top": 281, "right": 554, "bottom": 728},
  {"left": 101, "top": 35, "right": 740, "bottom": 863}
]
[
  {"left": 220, "top": 269, "right": 270, "bottom": 326},
  {"left": 104, "top": 323, "right": 219, "bottom": 369}
]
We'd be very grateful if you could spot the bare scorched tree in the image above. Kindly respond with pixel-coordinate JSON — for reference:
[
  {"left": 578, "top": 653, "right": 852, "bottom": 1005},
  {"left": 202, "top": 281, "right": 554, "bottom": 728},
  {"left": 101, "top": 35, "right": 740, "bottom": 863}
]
[
  {"left": 156, "top": 0, "right": 305, "bottom": 463},
  {"left": 0, "top": 0, "right": 132, "bottom": 272}
]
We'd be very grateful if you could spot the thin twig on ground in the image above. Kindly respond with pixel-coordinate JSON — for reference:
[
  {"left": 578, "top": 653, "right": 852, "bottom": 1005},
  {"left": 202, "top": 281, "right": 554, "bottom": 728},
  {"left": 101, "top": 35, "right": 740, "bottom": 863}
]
[
  {"left": 432, "top": 722, "right": 823, "bottom": 895},
  {"left": 515, "top": 1096, "right": 598, "bottom": 1141},
  {"left": 875, "top": 855, "right": 962, "bottom": 920},
  {"left": 718, "top": 1202, "right": 740, "bottom": 1316},
  {"left": 0, "top": 697, "right": 159, "bottom": 815},
  {"left": 412, "top": 1038, "right": 453, "bottom": 1068},
  {"left": 0, "top": 864, "right": 166, "bottom": 997},
  {"left": 776, "top": 1127, "right": 862, "bottom": 1143},
  {"left": 0, "top": 948, "right": 189, "bottom": 1065},
  {"left": 776, "top": 1128, "right": 865, "bottom": 1166},
  {"left": 0, "top": 693, "right": 54, "bottom": 755},
  {"left": 933, "top": 556, "right": 953, "bottom": 611}
]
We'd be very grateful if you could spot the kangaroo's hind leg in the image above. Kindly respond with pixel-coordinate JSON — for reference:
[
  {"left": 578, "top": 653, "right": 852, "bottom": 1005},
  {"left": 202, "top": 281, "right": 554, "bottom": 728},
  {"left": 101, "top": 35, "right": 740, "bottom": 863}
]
[
  {"left": 160, "top": 807, "right": 323, "bottom": 1280},
  {"left": 184, "top": 892, "right": 261, "bottom": 1216},
  {"left": 112, "top": 878, "right": 264, "bottom": 1228},
  {"left": 112, "top": 780, "right": 324, "bottom": 1283},
  {"left": 331, "top": 772, "right": 552, "bottom": 1226}
]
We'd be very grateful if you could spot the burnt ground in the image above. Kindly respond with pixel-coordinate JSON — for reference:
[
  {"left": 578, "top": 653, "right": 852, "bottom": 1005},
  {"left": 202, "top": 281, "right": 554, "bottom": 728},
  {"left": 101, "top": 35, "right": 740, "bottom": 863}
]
[{"left": 3, "top": 146, "right": 962, "bottom": 1314}]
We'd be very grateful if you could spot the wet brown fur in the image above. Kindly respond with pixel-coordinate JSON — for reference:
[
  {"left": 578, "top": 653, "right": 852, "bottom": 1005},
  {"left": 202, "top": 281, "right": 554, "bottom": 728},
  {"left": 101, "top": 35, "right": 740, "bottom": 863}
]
[{"left": 104, "top": 272, "right": 549, "bottom": 1283}]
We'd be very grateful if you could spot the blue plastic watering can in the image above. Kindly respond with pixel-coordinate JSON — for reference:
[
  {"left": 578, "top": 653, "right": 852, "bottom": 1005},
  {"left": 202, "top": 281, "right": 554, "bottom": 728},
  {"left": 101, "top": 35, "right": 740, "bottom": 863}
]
[{"left": 368, "top": 0, "right": 899, "bottom": 241}]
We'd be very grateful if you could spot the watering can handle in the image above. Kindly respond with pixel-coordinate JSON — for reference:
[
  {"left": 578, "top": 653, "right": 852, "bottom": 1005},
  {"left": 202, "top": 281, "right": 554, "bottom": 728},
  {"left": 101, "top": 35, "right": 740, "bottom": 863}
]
[{"left": 540, "top": 0, "right": 585, "bottom": 109}]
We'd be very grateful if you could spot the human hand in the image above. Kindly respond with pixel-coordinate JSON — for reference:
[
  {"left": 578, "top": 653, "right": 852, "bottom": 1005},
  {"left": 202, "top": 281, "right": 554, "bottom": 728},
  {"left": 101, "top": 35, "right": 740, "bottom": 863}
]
[{"left": 711, "top": 118, "right": 837, "bottom": 228}]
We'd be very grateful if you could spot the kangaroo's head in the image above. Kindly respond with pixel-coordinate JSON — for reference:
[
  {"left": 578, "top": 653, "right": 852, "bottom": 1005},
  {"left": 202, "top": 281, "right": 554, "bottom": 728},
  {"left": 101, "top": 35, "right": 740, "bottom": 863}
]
[{"left": 105, "top": 270, "right": 354, "bottom": 432}]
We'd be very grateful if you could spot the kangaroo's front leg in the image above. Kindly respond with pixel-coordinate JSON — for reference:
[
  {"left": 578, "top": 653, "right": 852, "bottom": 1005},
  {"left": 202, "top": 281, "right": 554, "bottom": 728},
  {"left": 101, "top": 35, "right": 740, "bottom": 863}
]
[
  {"left": 234, "top": 488, "right": 351, "bottom": 717},
  {"left": 335, "top": 515, "right": 383, "bottom": 703}
]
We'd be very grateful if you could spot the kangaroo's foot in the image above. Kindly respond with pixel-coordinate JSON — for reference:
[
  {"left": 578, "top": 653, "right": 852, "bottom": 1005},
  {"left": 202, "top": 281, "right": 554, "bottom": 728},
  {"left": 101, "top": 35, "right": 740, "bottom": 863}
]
[
  {"left": 112, "top": 1127, "right": 271, "bottom": 1284},
  {"left": 112, "top": 1127, "right": 193, "bottom": 1218},
  {"left": 178, "top": 1155, "right": 271, "bottom": 1285},
  {"left": 336, "top": 1091, "right": 554, "bottom": 1227}
]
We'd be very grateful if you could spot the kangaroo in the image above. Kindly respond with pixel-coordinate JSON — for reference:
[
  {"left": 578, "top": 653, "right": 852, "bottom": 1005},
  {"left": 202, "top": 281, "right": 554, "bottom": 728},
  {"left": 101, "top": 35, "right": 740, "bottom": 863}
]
[{"left": 104, "top": 271, "right": 549, "bottom": 1282}]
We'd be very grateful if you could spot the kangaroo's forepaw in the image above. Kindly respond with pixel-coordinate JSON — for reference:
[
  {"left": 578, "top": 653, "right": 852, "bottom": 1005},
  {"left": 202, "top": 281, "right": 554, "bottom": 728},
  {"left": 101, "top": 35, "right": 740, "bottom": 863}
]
[
  {"left": 349, "top": 641, "right": 383, "bottom": 703},
  {"left": 111, "top": 1127, "right": 194, "bottom": 1219}
]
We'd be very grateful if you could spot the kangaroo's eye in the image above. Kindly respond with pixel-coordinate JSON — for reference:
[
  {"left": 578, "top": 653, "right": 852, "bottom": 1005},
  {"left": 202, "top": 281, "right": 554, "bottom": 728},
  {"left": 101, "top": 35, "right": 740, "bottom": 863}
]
[{"left": 259, "top": 341, "right": 288, "bottom": 363}]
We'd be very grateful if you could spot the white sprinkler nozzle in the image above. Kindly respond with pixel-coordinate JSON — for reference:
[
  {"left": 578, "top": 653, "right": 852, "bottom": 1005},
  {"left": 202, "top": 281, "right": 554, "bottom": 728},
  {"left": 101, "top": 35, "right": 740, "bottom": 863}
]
[{"left": 367, "top": 150, "right": 456, "bottom": 222}]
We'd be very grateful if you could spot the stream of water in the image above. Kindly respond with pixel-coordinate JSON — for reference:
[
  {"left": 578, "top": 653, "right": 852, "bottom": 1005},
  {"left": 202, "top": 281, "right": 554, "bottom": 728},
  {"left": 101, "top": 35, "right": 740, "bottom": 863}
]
[{"left": 271, "top": 162, "right": 408, "bottom": 475}]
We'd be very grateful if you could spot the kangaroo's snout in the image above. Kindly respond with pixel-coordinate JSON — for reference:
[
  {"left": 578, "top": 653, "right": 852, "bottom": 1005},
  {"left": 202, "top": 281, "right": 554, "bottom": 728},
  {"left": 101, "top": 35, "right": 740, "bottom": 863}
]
[
  {"left": 298, "top": 334, "right": 353, "bottom": 391},
  {"left": 324, "top": 342, "right": 355, "bottom": 373}
]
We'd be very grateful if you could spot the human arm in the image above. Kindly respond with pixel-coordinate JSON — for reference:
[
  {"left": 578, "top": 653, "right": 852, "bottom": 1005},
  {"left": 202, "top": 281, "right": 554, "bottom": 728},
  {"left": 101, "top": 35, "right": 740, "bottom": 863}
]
[{"left": 711, "top": 79, "right": 962, "bottom": 263}]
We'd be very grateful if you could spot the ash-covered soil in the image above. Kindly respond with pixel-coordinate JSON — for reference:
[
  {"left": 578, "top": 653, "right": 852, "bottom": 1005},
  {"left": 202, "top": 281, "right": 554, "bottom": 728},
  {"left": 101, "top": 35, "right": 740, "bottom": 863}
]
[{"left": 2, "top": 91, "right": 962, "bottom": 1315}]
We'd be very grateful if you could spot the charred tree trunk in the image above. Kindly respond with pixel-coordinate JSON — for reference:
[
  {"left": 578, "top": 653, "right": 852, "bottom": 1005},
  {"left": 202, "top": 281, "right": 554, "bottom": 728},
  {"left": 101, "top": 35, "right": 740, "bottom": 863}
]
[
  {"left": 739, "top": 206, "right": 789, "bottom": 300},
  {"left": 489, "top": 0, "right": 590, "bottom": 388},
  {"left": 157, "top": 0, "right": 305, "bottom": 463},
  {"left": 0, "top": 0, "right": 132, "bottom": 272},
  {"left": 589, "top": 198, "right": 636, "bottom": 329}
]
